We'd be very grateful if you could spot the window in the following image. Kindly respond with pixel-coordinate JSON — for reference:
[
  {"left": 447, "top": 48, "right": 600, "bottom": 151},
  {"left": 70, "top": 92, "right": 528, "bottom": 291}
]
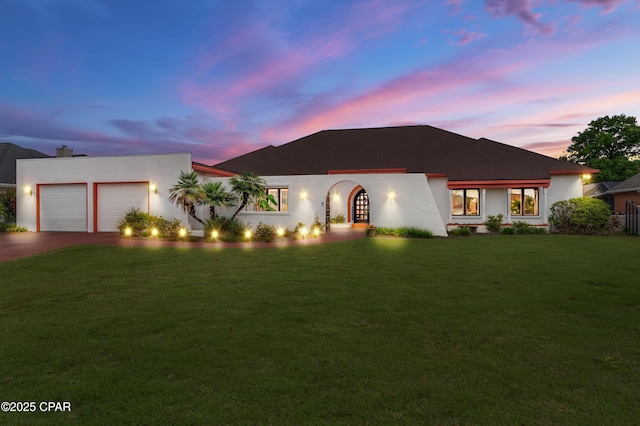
[
  {"left": 251, "top": 188, "right": 288, "bottom": 212},
  {"left": 451, "top": 189, "right": 479, "bottom": 216},
  {"left": 510, "top": 188, "right": 538, "bottom": 215}
]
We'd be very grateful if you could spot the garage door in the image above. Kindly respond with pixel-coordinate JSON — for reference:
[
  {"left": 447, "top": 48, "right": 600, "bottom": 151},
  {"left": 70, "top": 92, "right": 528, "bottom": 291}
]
[
  {"left": 39, "top": 184, "right": 87, "bottom": 231},
  {"left": 96, "top": 183, "right": 149, "bottom": 232}
]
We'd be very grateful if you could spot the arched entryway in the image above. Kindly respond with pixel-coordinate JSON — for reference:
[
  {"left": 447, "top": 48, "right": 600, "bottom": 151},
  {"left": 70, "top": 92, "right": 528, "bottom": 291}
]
[
  {"left": 352, "top": 188, "right": 369, "bottom": 224},
  {"left": 325, "top": 181, "right": 370, "bottom": 230}
]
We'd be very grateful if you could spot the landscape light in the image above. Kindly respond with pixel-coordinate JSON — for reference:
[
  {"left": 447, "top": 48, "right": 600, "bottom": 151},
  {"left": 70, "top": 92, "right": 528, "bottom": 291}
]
[
  {"left": 313, "top": 227, "right": 320, "bottom": 236},
  {"left": 299, "top": 226, "right": 307, "bottom": 239},
  {"left": 277, "top": 228, "right": 284, "bottom": 237},
  {"left": 124, "top": 227, "right": 132, "bottom": 237},
  {"left": 211, "top": 230, "right": 219, "bottom": 239},
  {"left": 179, "top": 228, "right": 187, "bottom": 238},
  {"left": 151, "top": 228, "right": 159, "bottom": 237},
  {"left": 245, "top": 230, "right": 252, "bottom": 239}
]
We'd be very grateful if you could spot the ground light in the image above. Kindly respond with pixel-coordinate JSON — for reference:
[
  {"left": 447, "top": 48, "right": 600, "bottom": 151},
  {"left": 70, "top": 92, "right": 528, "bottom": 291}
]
[
  {"left": 244, "top": 230, "right": 252, "bottom": 240},
  {"left": 179, "top": 228, "right": 187, "bottom": 238},
  {"left": 151, "top": 228, "right": 159, "bottom": 238},
  {"left": 299, "top": 226, "right": 307, "bottom": 239},
  {"left": 211, "top": 230, "right": 219, "bottom": 240},
  {"left": 313, "top": 227, "right": 321, "bottom": 236},
  {"left": 277, "top": 228, "right": 284, "bottom": 241},
  {"left": 124, "top": 227, "right": 132, "bottom": 237}
]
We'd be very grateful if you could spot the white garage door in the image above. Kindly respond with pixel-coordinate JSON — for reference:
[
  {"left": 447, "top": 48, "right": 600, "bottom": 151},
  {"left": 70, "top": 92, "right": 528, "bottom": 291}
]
[
  {"left": 39, "top": 184, "right": 87, "bottom": 232},
  {"left": 97, "top": 183, "right": 149, "bottom": 232}
]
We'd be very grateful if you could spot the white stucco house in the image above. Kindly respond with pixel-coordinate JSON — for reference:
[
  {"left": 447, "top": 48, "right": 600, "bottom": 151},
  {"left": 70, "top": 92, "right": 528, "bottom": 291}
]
[{"left": 16, "top": 125, "right": 597, "bottom": 237}]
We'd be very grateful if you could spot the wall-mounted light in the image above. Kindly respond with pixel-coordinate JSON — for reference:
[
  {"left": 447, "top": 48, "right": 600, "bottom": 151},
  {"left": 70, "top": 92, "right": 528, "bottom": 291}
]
[
  {"left": 333, "top": 192, "right": 340, "bottom": 202},
  {"left": 24, "top": 185, "right": 33, "bottom": 196},
  {"left": 301, "top": 191, "right": 308, "bottom": 200},
  {"left": 149, "top": 182, "right": 157, "bottom": 194},
  {"left": 388, "top": 191, "right": 396, "bottom": 200}
]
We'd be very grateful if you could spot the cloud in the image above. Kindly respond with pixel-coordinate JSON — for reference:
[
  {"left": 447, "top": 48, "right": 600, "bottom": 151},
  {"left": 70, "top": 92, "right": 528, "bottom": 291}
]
[
  {"left": 484, "top": 0, "right": 556, "bottom": 35},
  {"left": 567, "top": 0, "right": 627, "bottom": 13},
  {"left": 446, "top": 0, "right": 466, "bottom": 14},
  {"left": 519, "top": 140, "right": 573, "bottom": 157},
  {"left": 453, "top": 29, "right": 487, "bottom": 45},
  {"left": 180, "top": 0, "right": 422, "bottom": 122},
  {"left": 0, "top": 103, "right": 259, "bottom": 164}
]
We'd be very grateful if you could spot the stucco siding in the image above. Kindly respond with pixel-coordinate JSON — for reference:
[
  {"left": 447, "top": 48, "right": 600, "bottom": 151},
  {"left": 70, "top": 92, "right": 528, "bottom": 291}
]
[{"left": 17, "top": 153, "right": 191, "bottom": 232}]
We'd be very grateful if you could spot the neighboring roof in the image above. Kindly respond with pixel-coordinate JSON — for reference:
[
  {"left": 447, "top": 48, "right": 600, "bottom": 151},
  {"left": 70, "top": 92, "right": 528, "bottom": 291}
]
[
  {"left": 605, "top": 172, "right": 640, "bottom": 193},
  {"left": 584, "top": 181, "right": 620, "bottom": 197},
  {"left": 213, "top": 125, "right": 597, "bottom": 181},
  {"left": 0, "top": 143, "right": 49, "bottom": 184}
]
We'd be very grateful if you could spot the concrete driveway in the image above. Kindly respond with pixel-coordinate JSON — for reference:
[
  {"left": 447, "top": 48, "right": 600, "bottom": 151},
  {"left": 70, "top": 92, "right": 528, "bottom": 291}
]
[{"left": 0, "top": 230, "right": 367, "bottom": 262}]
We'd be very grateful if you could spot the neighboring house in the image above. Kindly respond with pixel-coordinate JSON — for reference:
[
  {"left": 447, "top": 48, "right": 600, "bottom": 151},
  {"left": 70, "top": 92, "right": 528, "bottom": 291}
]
[
  {"left": 584, "top": 181, "right": 620, "bottom": 213},
  {"left": 16, "top": 125, "right": 597, "bottom": 236},
  {"left": 0, "top": 143, "right": 49, "bottom": 193},
  {"left": 596, "top": 172, "right": 640, "bottom": 214}
]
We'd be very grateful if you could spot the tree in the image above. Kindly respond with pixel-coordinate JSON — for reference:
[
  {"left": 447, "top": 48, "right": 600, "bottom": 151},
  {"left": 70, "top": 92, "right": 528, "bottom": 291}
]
[
  {"left": 168, "top": 170, "right": 206, "bottom": 225},
  {"left": 199, "top": 181, "right": 236, "bottom": 219},
  {"left": 228, "top": 172, "right": 275, "bottom": 221},
  {"left": 563, "top": 115, "right": 640, "bottom": 182}
]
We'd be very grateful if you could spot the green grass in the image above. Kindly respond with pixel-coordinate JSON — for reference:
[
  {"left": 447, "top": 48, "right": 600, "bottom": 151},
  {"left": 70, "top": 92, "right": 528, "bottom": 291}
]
[{"left": 1, "top": 235, "right": 639, "bottom": 424}]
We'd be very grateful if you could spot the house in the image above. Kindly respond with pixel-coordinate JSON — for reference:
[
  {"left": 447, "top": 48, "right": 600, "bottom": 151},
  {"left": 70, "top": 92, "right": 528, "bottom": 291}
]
[
  {"left": 0, "top": 143, "right": 49, "bottom": 193},
  {"left": 596, "top": 172, "right": 640, "bottom": 214},
  {"left": 16, "top": 125, "right": 597, "bottom": 236},
  {"left": 584, "top": 181, "right": 620, "bottom": 212}
]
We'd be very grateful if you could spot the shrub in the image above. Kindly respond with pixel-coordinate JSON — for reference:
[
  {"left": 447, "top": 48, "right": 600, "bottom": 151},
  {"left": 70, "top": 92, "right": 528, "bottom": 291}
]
[
  {"left": 501, "top": 226, "right": 515, "bottom": 235},
  {"left": 549, "top": 198, "right": 611, "bottom": 235},
  {"left": 254, "top": 222, "right": 276, "bottom": 242},
  {"left": 330, "top": 214, "right": 346, "bottom": 223},
  {"left": 4, "top": 224, "right": 28, "bottom": 233},
  {"left": 449, "top": 227, "right": 471, "bottom": 237},
  {"left": 0, "top": 189, "right": 17, "bottom": 223},
  {"left": 204, "top": 217, "right": 246, "bottom": 241},
  {"left": 484, "top": 214, "right": 503, "bottom": 233},
  {"left": 375, "top": 227, "right": 433, "bottom": 238},
  {"left": 118, "top": 208, "right": 184, "bottom": 240}
]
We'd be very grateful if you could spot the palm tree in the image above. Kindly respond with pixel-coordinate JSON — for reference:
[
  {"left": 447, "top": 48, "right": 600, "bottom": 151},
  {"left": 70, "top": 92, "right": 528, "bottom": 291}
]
[
  {"left": 168, "top": 170, "right": 206, "bottom": 225},
  {"left": 229, "top": 172, "right": 270, "bottom": 220},
  {"left": 200, "top": 181, "right": 236, "bottom": 219}
]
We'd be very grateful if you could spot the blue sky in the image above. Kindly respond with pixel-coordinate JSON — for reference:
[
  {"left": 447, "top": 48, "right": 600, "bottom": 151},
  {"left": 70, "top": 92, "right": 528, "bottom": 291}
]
[{"left": 1, "top": 0, "right": 639, "bottom": 164}]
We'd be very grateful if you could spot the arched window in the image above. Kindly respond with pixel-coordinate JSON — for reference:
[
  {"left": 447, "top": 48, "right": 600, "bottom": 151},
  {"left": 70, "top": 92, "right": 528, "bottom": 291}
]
[{"left": 353, "top": 189, "right": 369, "bottom": 223}]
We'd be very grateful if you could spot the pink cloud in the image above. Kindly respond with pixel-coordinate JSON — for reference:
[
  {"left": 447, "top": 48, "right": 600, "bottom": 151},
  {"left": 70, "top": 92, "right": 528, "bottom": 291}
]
[
  {"left": 519, "top": 140, "right": 572, "bottom": 157},
  {"left": 567, "top": 0, "right": 628, "bottom": 13},
  {"left": 181, "top": 0, "right": 421, "bottom": 120}
]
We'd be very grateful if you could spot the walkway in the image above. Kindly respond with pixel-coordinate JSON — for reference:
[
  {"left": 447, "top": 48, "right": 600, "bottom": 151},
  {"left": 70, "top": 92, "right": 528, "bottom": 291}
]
[{"left": 0, "top": 230, "right": 367, "bottom": 262}]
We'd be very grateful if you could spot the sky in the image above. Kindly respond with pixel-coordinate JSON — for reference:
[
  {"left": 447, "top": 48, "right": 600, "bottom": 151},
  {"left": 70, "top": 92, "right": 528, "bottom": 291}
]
[{"left": 1, "top": 0, "right": 639, "bottom": 165}]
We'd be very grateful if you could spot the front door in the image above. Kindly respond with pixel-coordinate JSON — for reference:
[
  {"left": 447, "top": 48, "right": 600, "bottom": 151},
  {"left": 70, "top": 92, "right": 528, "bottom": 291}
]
[{"left": 353, "top": 189, "right": 369, "bottom": 223}]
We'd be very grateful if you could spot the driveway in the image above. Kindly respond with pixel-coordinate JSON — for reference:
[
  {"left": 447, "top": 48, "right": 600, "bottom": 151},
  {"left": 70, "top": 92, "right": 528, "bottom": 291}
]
[{"left": 0, "top": 230, "right": 366, "bottom": 262}]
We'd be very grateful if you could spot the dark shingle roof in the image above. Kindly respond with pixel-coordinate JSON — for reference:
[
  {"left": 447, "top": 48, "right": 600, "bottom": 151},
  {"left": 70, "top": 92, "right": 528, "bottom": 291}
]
[
  {"left": 608, "top": 172, "right": 640, "bottom": 193},
  {"left": 213, "top": 125, "right": 595, "bottom": 180},
  {"left": 0, "top": 143, "right": 50, "bottom": 184}
]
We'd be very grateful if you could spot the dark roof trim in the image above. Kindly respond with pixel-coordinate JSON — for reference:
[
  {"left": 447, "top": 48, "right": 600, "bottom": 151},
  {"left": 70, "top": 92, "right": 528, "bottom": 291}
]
[
  {"left": 192, "top": 162, "right": 237, "bottom": 177},
  {"left": 448, "top": 179, "right": 551, "bottom": 189}
]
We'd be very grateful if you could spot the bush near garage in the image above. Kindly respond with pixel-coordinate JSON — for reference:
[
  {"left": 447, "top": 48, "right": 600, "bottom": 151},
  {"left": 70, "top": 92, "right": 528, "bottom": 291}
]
[{"left": 118, "top": 208, "right": 184, "bottom": 240}]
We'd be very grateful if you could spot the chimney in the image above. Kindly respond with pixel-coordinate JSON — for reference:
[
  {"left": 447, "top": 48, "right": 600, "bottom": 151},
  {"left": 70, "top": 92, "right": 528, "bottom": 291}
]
[{"left": 56, "top": 145, "right": 73, "bottom": 158}]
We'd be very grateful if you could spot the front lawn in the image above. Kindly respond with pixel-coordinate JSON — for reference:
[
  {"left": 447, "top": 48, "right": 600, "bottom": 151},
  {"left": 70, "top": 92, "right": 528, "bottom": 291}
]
[{"left": 0, "top": 235, "right": 639, "bottom": 424}]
